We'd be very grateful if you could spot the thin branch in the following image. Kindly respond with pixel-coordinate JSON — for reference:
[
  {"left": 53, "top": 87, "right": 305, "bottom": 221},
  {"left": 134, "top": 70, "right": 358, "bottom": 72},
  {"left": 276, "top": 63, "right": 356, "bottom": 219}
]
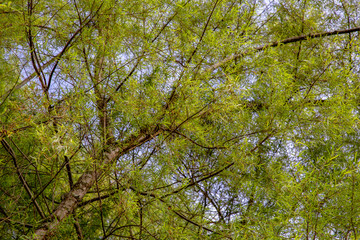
[
  {"left": 47, "top": 3, "right": 104, "bottom": 92},
  {"left": 186, "top": 0, "right": 220, "bottom": 64},
  {"left": 108, "top": 2, "right": 191, "bottom": 100},
  {"left": 0, "top": 218, "right": 34, "bottom": 229},
  {"left": 0, "top": 55, "right": 58, "bottom": 101},
  {"left": 160, "top": 131, "right": 275, "bottom": 199},
  {"left": 169, "top": 129, "right": 225, "bottom": 149},
  {"left": 129, "top": 186, "right": 227, "bottom": 238},
  {"left": 27, "top": 0, "right": 48, "bottom": 93},
  {"left": 78, "top": 191, "right": 118, "bottom": 207},
  {"left": 1, "top": 139, "right": 46, "bottom": 219}
]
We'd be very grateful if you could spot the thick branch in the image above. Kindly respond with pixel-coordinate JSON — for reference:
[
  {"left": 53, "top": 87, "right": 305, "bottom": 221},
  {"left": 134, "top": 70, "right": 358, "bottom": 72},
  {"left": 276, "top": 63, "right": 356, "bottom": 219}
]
[{"left": 33, "top": 128, "right": 162, "bottom": 239}]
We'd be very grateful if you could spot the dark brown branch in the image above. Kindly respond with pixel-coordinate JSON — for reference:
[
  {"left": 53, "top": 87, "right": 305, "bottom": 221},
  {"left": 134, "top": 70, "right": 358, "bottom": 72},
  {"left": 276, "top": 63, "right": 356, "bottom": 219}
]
[
  {"left": 27, "top": 0, "right": 48, "bottom": 93},
  {"left": 109, "top": 2, "right": 191, "bottom": 100},
  {"left": 65, "top": 156, "right": 74, "bottom": 188},
  {"left": 196, "top": 184, "right": 225, "bottom": 222},
  {"left": 128, "top": 186, "right": 226, "bottom": 237},
  {"left": 170, "top": 129, "right": 225, "bottom": 149},
  {"left": 0, "top": 55, "right": 58, "bottom": 102},
  {"left": 206, "top": 26, "right": 360, "bottom": 73},
  {"left": 160, "top": 132, "right": 274, "bottom": 199},
  {"left": 47, "top": 3, "right": 104, "bottom": 92},
  {"left": 0, "top": 218, "right": 34, "bottom": 229},
  {"left": 257, "top": 27, "right": 360, "bottom": 50},
  {"left": 1, "top": 139, "right": 46, "bottom": 219},
  {"left": 186, "top": 0, "right": 220, "bottom": 64},
  {"left": 64, "top": 155, "right": 83, "bottom": 239},
  {"left": 78, "top": 191, "right": 118, "bottom": 207}
]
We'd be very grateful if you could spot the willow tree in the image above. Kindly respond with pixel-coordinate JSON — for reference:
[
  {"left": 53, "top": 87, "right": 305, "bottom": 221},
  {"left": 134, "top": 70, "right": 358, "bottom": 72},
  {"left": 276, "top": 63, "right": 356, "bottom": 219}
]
[{"left": 1, "top": 0, "right": 360, "bottom": 239}]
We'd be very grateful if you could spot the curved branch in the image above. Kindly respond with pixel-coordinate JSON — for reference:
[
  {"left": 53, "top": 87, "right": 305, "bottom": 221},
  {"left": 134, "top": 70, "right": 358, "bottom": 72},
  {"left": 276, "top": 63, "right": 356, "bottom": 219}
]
[{"left": 170, "top": 129, "right": 225, "bottom": 149}]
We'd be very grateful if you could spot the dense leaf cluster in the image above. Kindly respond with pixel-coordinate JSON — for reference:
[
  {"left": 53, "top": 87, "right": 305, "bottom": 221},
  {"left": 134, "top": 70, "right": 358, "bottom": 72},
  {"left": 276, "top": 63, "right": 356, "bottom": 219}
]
[{"left": 1, "top": 0, "right": 360, "bottom": 239}]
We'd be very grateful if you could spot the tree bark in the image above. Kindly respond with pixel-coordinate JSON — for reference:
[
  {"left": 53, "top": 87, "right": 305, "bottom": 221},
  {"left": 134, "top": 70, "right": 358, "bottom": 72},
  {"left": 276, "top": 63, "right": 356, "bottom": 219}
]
[{"left": 33, "top": 129, "right": 161, "bottom": 239}]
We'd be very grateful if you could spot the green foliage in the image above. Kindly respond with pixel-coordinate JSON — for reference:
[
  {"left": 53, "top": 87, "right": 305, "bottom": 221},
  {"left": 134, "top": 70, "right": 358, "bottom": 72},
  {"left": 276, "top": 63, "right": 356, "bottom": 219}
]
[{"left": 1, "top": 0, "right": 360, "bottom": 239}]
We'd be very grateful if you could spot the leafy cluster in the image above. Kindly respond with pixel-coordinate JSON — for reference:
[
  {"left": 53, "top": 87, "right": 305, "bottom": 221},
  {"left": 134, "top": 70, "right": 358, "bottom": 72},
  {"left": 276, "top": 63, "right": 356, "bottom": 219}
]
[{"left": 1, "top": 0, "right": 360, "bottom": 239}]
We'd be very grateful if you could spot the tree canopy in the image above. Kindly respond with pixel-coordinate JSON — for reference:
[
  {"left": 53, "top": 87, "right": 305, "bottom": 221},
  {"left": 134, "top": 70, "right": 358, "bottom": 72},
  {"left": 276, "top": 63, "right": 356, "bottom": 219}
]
[{"left": 1, "top": 0, "right": 360, "bottom": 239}]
